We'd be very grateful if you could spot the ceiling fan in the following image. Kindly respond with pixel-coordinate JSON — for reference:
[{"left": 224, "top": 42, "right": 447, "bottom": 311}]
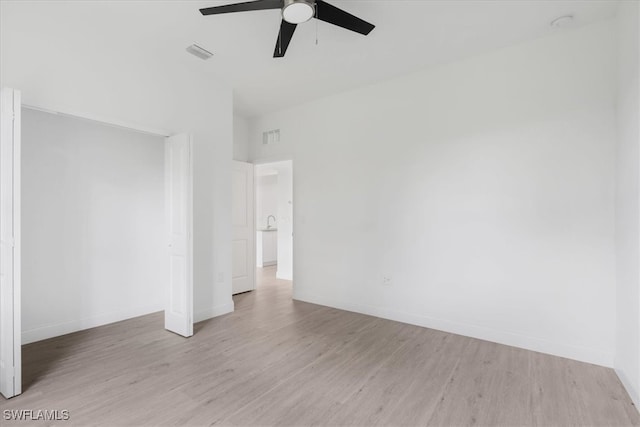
[{"left": 199, "top": 0, "right": 375, "bottom": 58}]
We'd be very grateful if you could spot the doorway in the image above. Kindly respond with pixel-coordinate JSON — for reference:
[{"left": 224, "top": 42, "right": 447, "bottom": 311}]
[
  {"left": 0, "top": 96, "right": 196, "bottom": 399},
  {"left": 255, "top": 160, "right": 293, "bottom": 286},
  {"left": 231, "top": 159, "right": 293, "bottom": 297}
]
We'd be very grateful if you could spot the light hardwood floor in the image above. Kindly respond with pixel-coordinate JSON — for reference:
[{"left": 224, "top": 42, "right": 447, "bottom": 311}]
[{"left": 2, "top": 266, "right": 639, "bottom": 426}]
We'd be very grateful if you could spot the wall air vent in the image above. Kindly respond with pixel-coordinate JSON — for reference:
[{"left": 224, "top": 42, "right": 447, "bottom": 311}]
[
  {"left": 186, "top": 43, "right": 214, "bottom": 60},
  {"left": 263, "top": 129, "right": 281, "bottom": 145}
]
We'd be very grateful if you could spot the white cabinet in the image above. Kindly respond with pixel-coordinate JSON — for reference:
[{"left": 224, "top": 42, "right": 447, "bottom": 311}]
[{"left": 256, "top": 230, "right": 277, "bottom": 267}]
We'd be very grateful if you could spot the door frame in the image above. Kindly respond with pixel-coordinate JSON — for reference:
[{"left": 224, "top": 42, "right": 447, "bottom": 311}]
[
  {"left": 21, "top": 108, "right": 193, "bottom": 339},
  {"left": 251, "top": 158, "right": 294, "bottom": 289},
  {"left": 2, "top": 94, "right": 197, "bottom": 398},
  {"left": 0, "top": 87, "right": 21, "bottom": 399}
]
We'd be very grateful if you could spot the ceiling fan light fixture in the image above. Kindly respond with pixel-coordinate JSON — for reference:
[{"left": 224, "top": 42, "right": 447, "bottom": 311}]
[{"left": 282, "top": 0, "right": 315, "bottom": 24}]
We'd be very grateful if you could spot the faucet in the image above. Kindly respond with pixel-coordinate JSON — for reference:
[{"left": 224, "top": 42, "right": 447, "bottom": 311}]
[{"left": 267, "top": 215, "right": 276, "bottom": 229}]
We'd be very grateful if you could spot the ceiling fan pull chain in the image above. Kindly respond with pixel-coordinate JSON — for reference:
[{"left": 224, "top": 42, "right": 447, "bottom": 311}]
[{"left": 315, "top": 3, "right": 319, "bottom": 45}]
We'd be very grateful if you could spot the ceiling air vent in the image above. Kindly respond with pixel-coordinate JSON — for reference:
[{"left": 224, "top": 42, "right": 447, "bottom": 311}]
[
  {"left": 186, "top": 43, "right": 214, "bottom": 60},
  {"left": 263, "top": 129, "right": 280, "bottom": 145}
]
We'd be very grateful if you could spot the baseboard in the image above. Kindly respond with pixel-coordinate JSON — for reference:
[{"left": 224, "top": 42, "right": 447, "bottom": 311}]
[
  {"left": 276, "top": 270, "right": 292, "bottom": 281},
  {"left": 616, "top": 368, "right": 640, "bottom": 409},
  {"left": 194, "top": 301, "right": 234, "bottom": 323},
  {"left": 22, "top": 303, "right": 164, "bottom": 345},
  {"left": 22, "top": 301, "right": 236, "bottom": 344},
  {"left": 257, "top": 261, "right": 277, "bottom": 268},
  {"left": 293, "top": 290, "right": 614, "bottom": 368}
]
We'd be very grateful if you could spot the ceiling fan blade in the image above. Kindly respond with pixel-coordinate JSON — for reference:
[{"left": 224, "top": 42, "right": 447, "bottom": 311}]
[
  {"left": 273, "top": 20, "right": 297, "bottom": 58},
  {"left": 200, "top": 0, "right": 281, "bottom": 16},
  {"left": 314, "top": 0, "right": 375, "bottom": 36}
]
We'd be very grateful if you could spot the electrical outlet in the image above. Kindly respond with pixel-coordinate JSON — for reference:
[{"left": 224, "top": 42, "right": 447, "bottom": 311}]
[{"left": 382, "top": 275, "right": 392, "bottom": 286}]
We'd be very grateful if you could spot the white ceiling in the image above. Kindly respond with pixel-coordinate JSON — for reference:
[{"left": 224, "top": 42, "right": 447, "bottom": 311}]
[{"left": 2, "top": 1, "right": 619, "bottom": 118}]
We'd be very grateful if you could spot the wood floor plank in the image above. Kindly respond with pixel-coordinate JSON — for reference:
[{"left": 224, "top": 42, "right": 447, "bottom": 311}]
[
  {"left": 1, "top": 266, "right": 637, "bottom": 426},
  {"left": 323, "top": 327, "right": 468, "bottom": 426},
  {"left": 426, "top": 339, "right": 536, "bottom": 426},
  {"left": 222, "top": 318, "right": 419, "bottom": 426},
  {"left": 531, "top": 351, "right": 640, "bottom": 427}
]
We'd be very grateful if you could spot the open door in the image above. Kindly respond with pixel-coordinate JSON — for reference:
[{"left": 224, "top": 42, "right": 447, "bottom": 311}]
[
  {"left": 232, "top": 161, "right": 255, "bottom": 294},
  {"left": 0, "top": 88, "right": 21, "bottom": 399},
  {"left": 165, "top": 134, "right": 193, "bottom": 337}
]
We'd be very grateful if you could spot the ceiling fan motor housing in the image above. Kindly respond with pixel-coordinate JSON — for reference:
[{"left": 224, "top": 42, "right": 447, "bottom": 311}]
[{"left": 282, "top": 0, "right": 316, "bottom": 24}]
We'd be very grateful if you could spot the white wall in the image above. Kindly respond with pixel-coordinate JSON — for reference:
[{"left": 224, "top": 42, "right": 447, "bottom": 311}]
[
  {"left": 21, "top": 109, "right": 166, "bottom": 343},
  {"left": 0, "top": 1, "right": 234, "bottom": 325},
  {"left": 615, "top": 0, "right": 640, "bottom": 407},
  {"left": 256, "top": 174, "right": 278, "bottom": 229},
  {"left": 249, "top": 21, "right": 618, "bottom": 366},
  {"left": 234, "top": 115, "right": 250, "bottom": 162}
]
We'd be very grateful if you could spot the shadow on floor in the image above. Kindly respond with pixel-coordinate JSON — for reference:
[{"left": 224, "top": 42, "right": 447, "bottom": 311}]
[
  {"left": 21, "top": 312, "right": 165, "bottom": 393},
  {"left": 21, "top": 331, "right": 90, "bottom": 392}
]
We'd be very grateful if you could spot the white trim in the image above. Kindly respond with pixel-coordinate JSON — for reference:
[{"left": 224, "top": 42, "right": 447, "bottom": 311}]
[
  {"left": 252, "top": 155, "right": 294, "bottom": 166},
  {"left": 13, "top": 90, "right": 21, "bottom": 396},
  {"left": 276, "top": 270, "right": 292, "bottom": 280},
  {"left": 253, "top": 163, "right": 257, "bottom": 291},
  {"left": 22, "top": 104, "right": 171, "bottom": 137},
  {"left": 194, "top": 302, "right": 235, "bottom": 323},
  {"left": 616, "top": 368, "right": 640, "bottom": 408},
  {"left": 21, "top": 303, "right": 164, "bottom": 345},
  {"left": 0, "top": 87, "right": 22, "bottom": 398},
  {"left": 293, "top": 290, "right": 614, "bottom": 368}
]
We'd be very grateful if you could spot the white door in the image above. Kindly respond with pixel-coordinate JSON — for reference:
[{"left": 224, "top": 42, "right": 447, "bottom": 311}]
[
  {"left": 165, "top": 134, "right": 193, "bottom": 337},
  {"left": 232, "top": 161, "right": 255, "bottom": 294},
  {"left": 0, "top": 88, "right": 21, "bottom": 399}
]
